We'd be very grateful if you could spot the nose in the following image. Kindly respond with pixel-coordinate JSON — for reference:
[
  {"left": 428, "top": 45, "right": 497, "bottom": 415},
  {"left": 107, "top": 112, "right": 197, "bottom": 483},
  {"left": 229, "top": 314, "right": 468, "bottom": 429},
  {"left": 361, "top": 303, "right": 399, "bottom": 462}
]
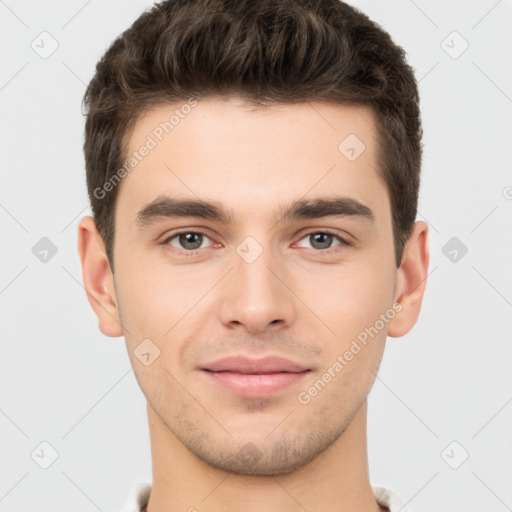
[{"left": 219, "top": 238, "right": 297, "bottom": 334}]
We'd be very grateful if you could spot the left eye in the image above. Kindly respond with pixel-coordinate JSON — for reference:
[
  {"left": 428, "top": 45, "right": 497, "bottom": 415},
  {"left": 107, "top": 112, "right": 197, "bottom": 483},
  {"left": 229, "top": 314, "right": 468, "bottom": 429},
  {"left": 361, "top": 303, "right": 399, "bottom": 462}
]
[{"left": 296, "top": 232, "right": 347, "bottom": 250}]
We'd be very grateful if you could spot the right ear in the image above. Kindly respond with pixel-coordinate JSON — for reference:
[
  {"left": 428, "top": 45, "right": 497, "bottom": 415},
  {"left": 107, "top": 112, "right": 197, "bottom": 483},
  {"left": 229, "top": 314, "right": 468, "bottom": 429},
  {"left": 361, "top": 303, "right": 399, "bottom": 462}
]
[{"left": 77, "top": 215, "right": 124, "bottom": 337}]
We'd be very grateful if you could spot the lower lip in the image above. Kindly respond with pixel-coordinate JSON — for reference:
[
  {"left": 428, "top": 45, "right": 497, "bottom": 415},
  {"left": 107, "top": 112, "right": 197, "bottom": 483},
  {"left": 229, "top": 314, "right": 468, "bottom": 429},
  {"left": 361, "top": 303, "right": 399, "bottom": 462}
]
[{"left": 202, "top": 370, "right": 310, "bottom": 398}]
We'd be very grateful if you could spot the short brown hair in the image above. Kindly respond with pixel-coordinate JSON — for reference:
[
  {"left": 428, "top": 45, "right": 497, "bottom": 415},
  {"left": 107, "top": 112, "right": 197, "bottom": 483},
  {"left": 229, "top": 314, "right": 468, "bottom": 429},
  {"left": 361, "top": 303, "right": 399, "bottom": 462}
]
[{"left": 83, "top": 0, "right": 423, "bottom": 272}]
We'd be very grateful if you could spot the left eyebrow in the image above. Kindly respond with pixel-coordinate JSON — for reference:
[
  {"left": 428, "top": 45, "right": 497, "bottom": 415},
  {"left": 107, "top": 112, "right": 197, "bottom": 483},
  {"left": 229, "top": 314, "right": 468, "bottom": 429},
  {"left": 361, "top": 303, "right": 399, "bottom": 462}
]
[
  {"left": 135, "top": 194, "right": 375, "bottom": 229},
  {"left": 278, "top": 196, "right": 375, "bottom": 224}
]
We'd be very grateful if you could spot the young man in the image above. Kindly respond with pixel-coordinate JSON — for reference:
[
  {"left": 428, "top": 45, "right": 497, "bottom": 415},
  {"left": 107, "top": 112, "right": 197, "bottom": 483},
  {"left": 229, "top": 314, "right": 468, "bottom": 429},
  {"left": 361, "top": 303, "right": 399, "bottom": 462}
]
[{"left": 77, "top": 1, "right": 429, "bottom": 510}]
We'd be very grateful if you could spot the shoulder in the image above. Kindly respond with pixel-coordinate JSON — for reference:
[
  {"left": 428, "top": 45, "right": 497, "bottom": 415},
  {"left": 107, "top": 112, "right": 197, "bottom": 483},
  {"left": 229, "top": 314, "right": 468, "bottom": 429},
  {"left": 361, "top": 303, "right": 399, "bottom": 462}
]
[
  {"left": 118, "top": 482, "right": 152, "bottom": 512},
  {"left": 372, "top": 486, "right": 411, "bottom": 512}
]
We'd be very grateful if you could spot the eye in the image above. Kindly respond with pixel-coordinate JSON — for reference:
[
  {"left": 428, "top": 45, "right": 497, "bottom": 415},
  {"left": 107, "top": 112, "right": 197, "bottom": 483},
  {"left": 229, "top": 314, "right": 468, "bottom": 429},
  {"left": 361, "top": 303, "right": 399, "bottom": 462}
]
[
  {"left": 161, "top": 229, "right": 351, "bottom": 255},
  {"left": 162, "top": 230, "right": 214, "bottom": 252},
  {"left": 296, "top": 230, "right": 350, "bottom": 251}
]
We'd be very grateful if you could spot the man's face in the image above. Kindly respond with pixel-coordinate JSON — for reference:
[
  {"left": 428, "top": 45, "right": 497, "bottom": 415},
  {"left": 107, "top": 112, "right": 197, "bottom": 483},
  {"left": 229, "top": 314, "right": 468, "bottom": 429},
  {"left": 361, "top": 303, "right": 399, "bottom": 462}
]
[{"left": 111, "top": 98, "right": 400, "bottom": 475}]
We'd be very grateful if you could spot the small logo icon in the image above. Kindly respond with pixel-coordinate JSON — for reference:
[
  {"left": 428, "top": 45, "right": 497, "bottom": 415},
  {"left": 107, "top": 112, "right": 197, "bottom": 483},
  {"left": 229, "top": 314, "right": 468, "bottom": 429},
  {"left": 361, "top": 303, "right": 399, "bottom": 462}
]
[
  {"left": 441, "top": 31, "right": 469, "bottom": 59},
  {"left": 239, "top": 442, "right": 263, "bottom": 465},
  {"left": 441, "top": 440, "right": 469, "bottom": 469},
  {"left": 236, "top": 236, "right": 263, "bottom": 264},
  {"left": 134, "top": 338, "right": 161, "bottom": 366},
  {"left": 30, "top": 31, "right": 59, "bottom": 59},
  {"left": 32, "top": 237, "right": 58, "bottom": 263},
  {"left": 442, "top": 236, "right": 468, "bottom": 263},
  {"left": 338, "top": 134, "right": 366, "bottom": 161},
  {"left": 31, "top": 441, "right": 59, "bottom": 469}
]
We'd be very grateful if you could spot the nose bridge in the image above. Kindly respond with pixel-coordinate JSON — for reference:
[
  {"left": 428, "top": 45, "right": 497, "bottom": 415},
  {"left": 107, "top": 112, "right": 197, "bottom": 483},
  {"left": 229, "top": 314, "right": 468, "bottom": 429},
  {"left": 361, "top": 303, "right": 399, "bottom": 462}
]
[{"left": 219, "top": 233, "right": 296, "bottom": 332}]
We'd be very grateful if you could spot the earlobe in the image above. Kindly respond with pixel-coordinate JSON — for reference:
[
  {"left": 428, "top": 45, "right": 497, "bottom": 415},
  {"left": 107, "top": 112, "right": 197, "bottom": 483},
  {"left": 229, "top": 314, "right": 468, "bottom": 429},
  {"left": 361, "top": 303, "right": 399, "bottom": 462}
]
[
  {"left": 77, "top": 216, "right": 124, "bottom": 338},
  {"left": 387, "top": 221, "right": 430, "bottom": 338}
]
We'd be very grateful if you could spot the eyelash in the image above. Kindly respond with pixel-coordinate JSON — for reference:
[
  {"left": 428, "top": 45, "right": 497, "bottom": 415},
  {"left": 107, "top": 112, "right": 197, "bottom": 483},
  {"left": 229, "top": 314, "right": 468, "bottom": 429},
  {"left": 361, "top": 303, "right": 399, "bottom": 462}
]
[{"left": 160, "top": 229, "right": 352, "bottom": 256}]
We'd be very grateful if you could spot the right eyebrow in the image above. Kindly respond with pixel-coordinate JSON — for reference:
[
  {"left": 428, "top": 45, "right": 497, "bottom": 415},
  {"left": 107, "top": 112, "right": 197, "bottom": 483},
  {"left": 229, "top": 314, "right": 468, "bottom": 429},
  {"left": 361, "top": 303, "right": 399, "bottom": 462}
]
[{"left": 135, "top": 196, "right": 233, "bottom": 228}]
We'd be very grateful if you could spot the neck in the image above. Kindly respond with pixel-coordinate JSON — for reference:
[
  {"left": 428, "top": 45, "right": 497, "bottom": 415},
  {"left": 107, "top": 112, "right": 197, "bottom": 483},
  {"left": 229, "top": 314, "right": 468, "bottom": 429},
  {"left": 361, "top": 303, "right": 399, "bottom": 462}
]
[{"left": 145, "top": 400, "right": 387, "bottom": 512}]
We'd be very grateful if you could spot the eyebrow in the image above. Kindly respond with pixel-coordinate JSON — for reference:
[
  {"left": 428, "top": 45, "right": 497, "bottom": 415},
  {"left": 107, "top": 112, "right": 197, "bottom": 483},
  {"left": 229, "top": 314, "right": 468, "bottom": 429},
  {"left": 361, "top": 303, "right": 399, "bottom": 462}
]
[{"left": 135, "top": 194, "right": 375, "bottom": 228}]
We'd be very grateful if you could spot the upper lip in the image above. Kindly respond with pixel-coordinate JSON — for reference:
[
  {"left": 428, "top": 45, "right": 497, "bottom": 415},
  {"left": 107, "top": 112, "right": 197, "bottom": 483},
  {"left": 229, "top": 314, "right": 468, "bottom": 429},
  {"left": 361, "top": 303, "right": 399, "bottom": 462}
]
[{"left": 201, "top": 355, "right": 310, "bottom": 374}]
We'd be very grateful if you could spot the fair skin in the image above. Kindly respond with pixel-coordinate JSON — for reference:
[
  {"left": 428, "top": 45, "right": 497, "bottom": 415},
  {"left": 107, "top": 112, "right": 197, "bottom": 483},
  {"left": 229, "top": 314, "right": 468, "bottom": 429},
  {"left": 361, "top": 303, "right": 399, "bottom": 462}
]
[{"left": 78, "top": 97, "right": 429, "bottom": 512}]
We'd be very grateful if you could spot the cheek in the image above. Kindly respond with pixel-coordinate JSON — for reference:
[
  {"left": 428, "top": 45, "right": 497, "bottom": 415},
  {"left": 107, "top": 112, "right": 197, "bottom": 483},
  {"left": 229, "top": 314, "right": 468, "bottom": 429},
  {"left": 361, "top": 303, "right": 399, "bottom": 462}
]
[
  {"left": 114, "top": 266, "right": 211, "bottom": 381},
  {"left": 116, "top": 264, "right": 198, "bottom": 332},
  {"left": 297, "top": 260, "right": 395, "bottom": 342}
]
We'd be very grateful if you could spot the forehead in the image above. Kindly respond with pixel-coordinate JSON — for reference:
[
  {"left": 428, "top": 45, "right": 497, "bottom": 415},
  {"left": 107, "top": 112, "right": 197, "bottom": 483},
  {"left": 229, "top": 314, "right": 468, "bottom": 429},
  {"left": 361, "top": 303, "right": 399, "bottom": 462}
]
[{"left": 116, "top": 98, "right": 389, "bottom": 228}]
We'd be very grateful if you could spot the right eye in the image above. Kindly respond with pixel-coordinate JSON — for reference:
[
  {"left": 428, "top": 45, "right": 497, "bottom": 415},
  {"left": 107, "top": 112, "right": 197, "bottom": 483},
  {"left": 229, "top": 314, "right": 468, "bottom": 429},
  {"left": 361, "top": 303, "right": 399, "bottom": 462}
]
[{"left": 162, "top": 230, "right": 215, "bottom": 253}]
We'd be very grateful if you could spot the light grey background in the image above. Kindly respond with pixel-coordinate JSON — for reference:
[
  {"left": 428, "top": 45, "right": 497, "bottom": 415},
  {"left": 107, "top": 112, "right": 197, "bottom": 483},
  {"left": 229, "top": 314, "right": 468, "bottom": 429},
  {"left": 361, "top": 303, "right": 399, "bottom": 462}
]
[{"left": 1, "top": 1, "right": 511, "bottom": 511}]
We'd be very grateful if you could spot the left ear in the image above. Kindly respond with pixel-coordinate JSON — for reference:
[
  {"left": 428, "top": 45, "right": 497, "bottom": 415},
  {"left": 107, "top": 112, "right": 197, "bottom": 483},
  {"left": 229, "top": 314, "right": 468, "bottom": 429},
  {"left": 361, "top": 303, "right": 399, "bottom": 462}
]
[{"left": 387, "top": 220, "right": 430, "bottom": 337}]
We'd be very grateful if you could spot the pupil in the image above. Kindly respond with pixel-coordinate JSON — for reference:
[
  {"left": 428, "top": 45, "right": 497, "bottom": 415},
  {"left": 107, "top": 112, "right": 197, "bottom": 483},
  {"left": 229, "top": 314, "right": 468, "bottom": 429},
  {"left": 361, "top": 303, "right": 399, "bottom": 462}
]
[
  {"left": 180, "top": 233, "right": 202, "bottom": 250},
  {"left": 312, "top": 233, "right": 332, "bottom": 249}
]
